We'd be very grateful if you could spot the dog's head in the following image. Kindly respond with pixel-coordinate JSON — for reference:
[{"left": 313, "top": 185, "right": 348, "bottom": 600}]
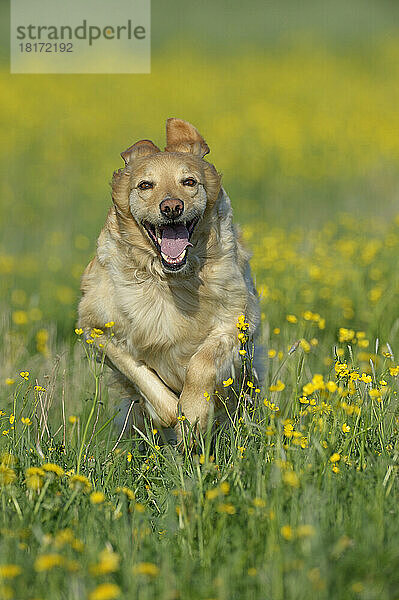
[{"left": 112, "top": 119, "right": 221, "bottom": 274}]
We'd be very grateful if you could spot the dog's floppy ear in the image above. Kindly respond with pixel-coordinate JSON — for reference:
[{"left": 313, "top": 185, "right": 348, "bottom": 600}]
[
  {"left": 121, "top": 139, "right": 161, "bottom": 165},
  {"left": 165, "top": 118, "right": 209, "bottom": 158}
]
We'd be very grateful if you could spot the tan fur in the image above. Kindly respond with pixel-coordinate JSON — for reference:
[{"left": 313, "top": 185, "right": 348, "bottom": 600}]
[{"left": 78, "top": 118, "right": 260, "bottom": 437}]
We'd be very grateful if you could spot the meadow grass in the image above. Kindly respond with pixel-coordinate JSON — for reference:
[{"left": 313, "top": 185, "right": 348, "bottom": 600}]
[{"left": 1, "top": 35, "right": 399, "bottom": 600}]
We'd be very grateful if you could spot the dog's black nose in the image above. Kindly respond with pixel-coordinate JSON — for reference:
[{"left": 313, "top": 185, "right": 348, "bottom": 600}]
[{"left": 159, "top": 198, "right": 184, "bottom": 220}]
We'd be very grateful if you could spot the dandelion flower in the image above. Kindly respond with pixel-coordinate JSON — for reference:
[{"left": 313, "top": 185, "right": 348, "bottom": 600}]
[
  {"left": 35, "top": 553, "right": 64, "bottom": 572},
  {"left": 330, "top": 453, "right": 341, "bottom": 463},
  {"left": 283, "top": 470, "right": 300, "bottom": 488},
  {"left": 89, "top": 583, "right": 121, "bottom": 600},
  {"left": 69, "top": 474, "right": 92, "bottom": 493},
  {"left": 133, "top": 562, "right": 160, "bottom": 577},
  {"left": 90, "top": 491, "right": 105, "bottom": 505},
  {"left": 217, "top": 502, "right": 236, "bottom": 514},
  {"left": 0, "top": 564, "right": 21, "bottom": 578},
  {"left": 269, "top": 380, "right": 285, "bottom": 392},
  {"left": 90, "top": 549, "right": 120, "bottom": 575},
  {"left": 42, "top": 463, "right": 64, "bottom": 477},
  {"left": 281, "top": 525, "right": 294, "bottom": 540},
  {"left": 115, "top": 486, "right": 135, "bottom": 501},
  {"left": 25, "top": 467, "right": 45, "bottom": 491}
]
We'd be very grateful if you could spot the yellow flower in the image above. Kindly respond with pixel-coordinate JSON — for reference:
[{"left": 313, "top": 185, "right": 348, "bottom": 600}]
[
  {"left": 369, "top": 388, "right": 381, "bottom": 400},
  {"left": 389, "top": 365, "right": 399, "bottom": 377},
  {"left": 206, "top": 488, "right": 219, "bottom": 500},
  {"left": 303, "top": 382, "right": 315, "bottom": 395},
  {"left": 90, "top": 491, "right": 105, "bottom": 505},
  {"left": 358, "top": 339, "right": 369, "bottom": 348},
  {"left": 312, "top": 374, "right": 325, "bottom": 391},
  {"left": 90, "top": 549, "right": 120, "bottom": 575},
  {"left": 330, "top": 453, "right": 341, "bottom": 463},
  {"left": 283, "top": 422, "right": 294, "bottom": 437},
  {"left": 281, "top": 525, "right": 294, "bottom": 540},
  {"left": 219, "top": 481, "right": 230, "bottom": 495},
  {"left": 21, "top": 417, "right": 32, "bottom": 426},
  {"left": 239, "top": 349, "right": 247, "bottom": 356},
  {"left": 339, "top": 328, "right": 355, "bottom": 343},
  {"left": 332, "top": 465, "right": 340, "bottom": 474},
  {"left": 253, "top": 497, "right": 266, "bottom": 508},
  {"left": 89, "top": 583, "right": 121, "bottom": 600},
  {"left": 133, "top": 562, "right": 160, "bottom": 577},
  {"left": 104, "top": 321, "right": 115, "bottom": 328},
  {"left": 25, "top": 467, "right": 45, "bottom": 491},
  {"left": 273, "top": 328, "right": 280, "bottom": 335},
  {"left": 12, "top": 310, "right": 28, "bottom": 325},
  {"left": 296, "top": 525, "right": 315, "bottom": 538},
  {"left": 91, "top": 328, "right": 104, "bottom": 336},
  {"left": 69, "top": 474, "right": 92, "bottom": 493},
  {"left": 360, "top": 373, "right": 372, "bottom": 383},
  {"left": 5, "top": 378, "right": 15, "bottom": 386},
  {"left": 86, "top": 338, "right": 94, "bottom": 344},
  {"left": 286, "top": 314, "right": 297, "bottom": 324},
  {"left": 217, "top": 502, "right": 236, "bottom": 515},
  {"left": 264, "top": 399, "right": 280, "bottom": 412},
  {"left": 69, "top": 415, "right": 78, "bottom": 424},
  {"left": 116, "top": 486, "right": 135, "bottom": 500},
  {"left": 42, "top": 463, "right": 64, "bottom": 477},
  {"left": 222, "top": 378, "right": 233, "bottom": 387},
  {"left": 35, "top": 554, "right": 64, "bottom": 572},
  {"left": 342, "top": 423, "right": 350, "bottom": 433},
  {"left": 268, "top": 349, "right": 277, "bottom": 358},
  {"left": 283, "top": 470, "right": 300, "bottom": 488},
  {"left": 9, "top": 414, "right": 15, "bottom": 425},
  {"left": 19, "top": 371, "right": 29, "bottom": 380},
  {"left": 0, "top": 564, "right": 21, "bottom": 578},
  {"left": 236, "top": 315, "right": 249, "bottom": 331},
  {"left": 74, "top": 328, "right": 83, "bottom": 335},
  {"left": 269, "top": 380, "right": 285, "bottom": 392},
  {"left": 326, "top": 381, "right": 337, "bottom": 393}
]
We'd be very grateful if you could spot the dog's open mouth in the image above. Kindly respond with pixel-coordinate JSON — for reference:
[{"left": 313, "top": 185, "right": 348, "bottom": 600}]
[{"left": 143, "top": 219, "right": 198, "bottom": 271}]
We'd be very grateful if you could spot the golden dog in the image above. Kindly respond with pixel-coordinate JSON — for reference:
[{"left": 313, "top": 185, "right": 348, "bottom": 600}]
[{"left": 78, "top": 118, "right": 261, "bottom": 440}]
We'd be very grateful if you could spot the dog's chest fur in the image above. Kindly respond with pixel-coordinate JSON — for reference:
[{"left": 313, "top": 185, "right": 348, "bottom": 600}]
[{"left": 111, "top": 260, "right": 245, "bottom": 392}]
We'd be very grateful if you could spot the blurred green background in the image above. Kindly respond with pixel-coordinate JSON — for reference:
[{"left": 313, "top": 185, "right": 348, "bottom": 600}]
[{"left": 1, "top": 0, "right": 399, "bottom": 336}]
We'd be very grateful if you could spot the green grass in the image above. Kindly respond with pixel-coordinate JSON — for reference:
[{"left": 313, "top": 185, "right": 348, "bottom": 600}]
[
  {"left": 1, "top": 2, "right": 399, "bottom": 597},
  {"left": 0, "top": 304, "right": 398, "bottom": 599}
]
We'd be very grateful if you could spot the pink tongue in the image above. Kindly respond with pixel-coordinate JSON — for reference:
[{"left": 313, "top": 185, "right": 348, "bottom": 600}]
[{"left": 160, "top": 224, "right": 192, "bottom": 259}]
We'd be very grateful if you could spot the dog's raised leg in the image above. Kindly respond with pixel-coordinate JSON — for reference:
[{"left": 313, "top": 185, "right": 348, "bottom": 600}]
[
  {"left": 177, "top": 331, "right": 238, "bottom": 439},
  {"left": 96, "top": 340, "right": 179, "bottom": 427}
]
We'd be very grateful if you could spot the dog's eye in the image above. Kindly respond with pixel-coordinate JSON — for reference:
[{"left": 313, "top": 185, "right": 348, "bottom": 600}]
[
  {"left": 137, "top": 181, "right": 154, "bottom": 190},
  {"left": 182, "top": 178, "right": 197, "bottom": 187}
]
